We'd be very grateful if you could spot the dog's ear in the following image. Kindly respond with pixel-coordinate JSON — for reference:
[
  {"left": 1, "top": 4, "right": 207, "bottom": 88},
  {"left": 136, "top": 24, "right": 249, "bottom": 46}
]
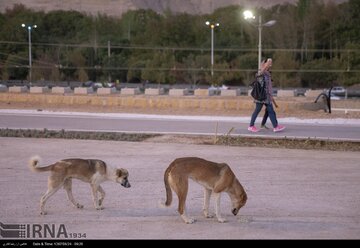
[{"left": 116, "top": 169, "right": 122, "bottom": 177}]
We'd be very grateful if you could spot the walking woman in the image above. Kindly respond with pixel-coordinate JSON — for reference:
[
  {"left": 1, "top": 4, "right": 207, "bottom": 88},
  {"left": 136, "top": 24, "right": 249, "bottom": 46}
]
[{"left": 248, "top": 58, "right": 285, "bottom": 133}]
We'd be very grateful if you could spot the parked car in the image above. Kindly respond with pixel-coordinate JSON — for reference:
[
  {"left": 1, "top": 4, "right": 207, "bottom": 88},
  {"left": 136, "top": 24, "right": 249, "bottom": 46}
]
[
  {"left": 330, "top": 93, "right": 341, "bottom": 100},
  {"left": 294, "top": 88, "right": 307, "bottom": 96},
  {"left": 331, "top": 86, "right": 346, "bottom": 95}
]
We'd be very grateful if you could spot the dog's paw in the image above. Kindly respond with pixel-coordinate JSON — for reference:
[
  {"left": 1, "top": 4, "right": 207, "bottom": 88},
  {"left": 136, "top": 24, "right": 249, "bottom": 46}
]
[
  {"left": 181, "top": 214, "right": 196, "bottom": 224},
  {"left": 96, "top": 206, "right": 104, "bottom": 210},
  {"left": 40, "top": 211, "right": 47, "bottom": 215},
  {"left": 185, "top": 218, "right": 196, "bottom": 224},
  {"left": 76, "top": 203, "right": 84, "bottom": 209},
  {"left": 203, "top": 211, "right": 214, "bottom": 218},
  {"left": 217, "top": 218, "right": 227, "bottom": 223}
]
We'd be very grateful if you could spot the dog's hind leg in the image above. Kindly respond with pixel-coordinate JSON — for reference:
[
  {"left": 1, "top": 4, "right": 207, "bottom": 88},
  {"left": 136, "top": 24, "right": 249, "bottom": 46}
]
[
  {"left": 213, "top": 193, "right": 227, "bottom": 223},
  {"left": 40, "top": 176, "right": 64, "bottom": 215},
  {"left": 90, "top": 183, "right": 103, "bottom": 210},
  {"left": 170, "top": 176, "right": 195, "bottom": 224},
  {"left": 63, "top": 178, "right": 83, "bottom": 209},
  {"left": 97, "top": 185, "right": 105, "bottom": 207},
  {"left": 203, "top": 188, "right": 214, "bottom": 218}
]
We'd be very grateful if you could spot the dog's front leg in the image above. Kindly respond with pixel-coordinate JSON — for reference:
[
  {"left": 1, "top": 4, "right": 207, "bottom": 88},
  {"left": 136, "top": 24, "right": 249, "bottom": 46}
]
[
  {"left": 97, "top": 185, "right": 106, "bottom": 207},
  {"left": 203, "top": 188, "right": 214, "bottom": 218},
  {"left": 213, "top": 193, "right": 227, "bottom": 223},
  {"left": 91, "top": 183, "right": 104, "bottom": 210},
  {"left": 180, "top": 209, "right": 196, "bottom": 224}
]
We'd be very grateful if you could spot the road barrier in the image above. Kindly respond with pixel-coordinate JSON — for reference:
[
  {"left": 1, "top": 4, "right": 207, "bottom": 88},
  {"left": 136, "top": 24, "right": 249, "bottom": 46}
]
[{"left": 0, "top": 92, "right": 319, "bottom": 112}]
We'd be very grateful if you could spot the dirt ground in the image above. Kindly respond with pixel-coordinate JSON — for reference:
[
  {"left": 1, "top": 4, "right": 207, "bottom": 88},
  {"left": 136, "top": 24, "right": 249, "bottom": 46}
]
[{"left": 0, "top": 137, "right": 359, "bottom": 240}]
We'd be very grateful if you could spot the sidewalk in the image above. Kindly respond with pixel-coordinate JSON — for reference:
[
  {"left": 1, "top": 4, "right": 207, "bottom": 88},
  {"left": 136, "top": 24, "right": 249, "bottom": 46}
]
[{"left": 1, "top": 109, "right": 360, "bottom": 126}]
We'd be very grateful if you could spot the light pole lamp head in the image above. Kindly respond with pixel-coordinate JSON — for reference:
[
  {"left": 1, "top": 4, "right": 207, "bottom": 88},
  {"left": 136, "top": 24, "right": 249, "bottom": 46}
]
[
  {"left": 243, "top": 10, "right": 255, "bottom": 20},
  {"left": 211, "top": 23, "right": 219, "bottom": 28},
  {"left": 205, "top": 21, "right": 220, "bottom": 29},
  {"left": 21, "top": 23, "right": 37, "bottom": 30},
  {"left": 263, "top": 20, "right": 276, "bottom": 27}
]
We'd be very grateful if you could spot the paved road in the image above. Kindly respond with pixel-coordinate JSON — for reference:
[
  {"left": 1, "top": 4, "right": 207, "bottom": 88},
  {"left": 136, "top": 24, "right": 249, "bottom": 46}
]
[{"left": 0, "top": 110, "right": 360, "bottom": 141}]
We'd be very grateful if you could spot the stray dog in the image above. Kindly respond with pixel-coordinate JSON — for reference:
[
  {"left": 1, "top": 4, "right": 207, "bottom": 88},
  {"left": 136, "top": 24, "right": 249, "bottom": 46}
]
[
  {"left": 162, "top": 157, "right": 247, "bottom": 224},
  {"left": 28, "top": 156, "right": 131, "bottom": 215}
]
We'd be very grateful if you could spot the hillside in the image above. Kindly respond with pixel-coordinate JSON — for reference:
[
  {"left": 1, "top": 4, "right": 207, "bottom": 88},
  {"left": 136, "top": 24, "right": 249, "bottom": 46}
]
[{"left": 0, "top": 0, "right": 348, "bottom": 17}]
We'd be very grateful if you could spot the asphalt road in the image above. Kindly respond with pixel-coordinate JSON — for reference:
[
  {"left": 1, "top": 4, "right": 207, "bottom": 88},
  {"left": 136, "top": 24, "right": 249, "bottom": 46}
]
[
  {"left": 0, "top": 137, "right": 359, "bottom": 239},
  {"left": 0, "top": 110, "right": 360, "bottom": 141}
]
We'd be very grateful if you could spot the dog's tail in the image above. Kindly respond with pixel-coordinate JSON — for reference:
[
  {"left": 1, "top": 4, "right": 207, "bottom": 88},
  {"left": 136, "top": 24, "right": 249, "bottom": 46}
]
[
  {"left": 161, "top": 164, "right": 173, "bottom": 207},
  {"left": 28, "top": 155, "right": 52, "bottom": 173}
]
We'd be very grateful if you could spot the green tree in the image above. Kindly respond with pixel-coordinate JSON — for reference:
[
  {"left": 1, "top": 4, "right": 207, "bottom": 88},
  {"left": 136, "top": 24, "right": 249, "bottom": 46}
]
[
  {"left": 237, "top": 53, "right": 258, "bottom": 85},
  {"left": 4, "top": 52, "right": 29, "bottom": 80},
  {"left": 299, "top": 58, "right": 341, "bottom": 88},
  {"left": 272, "top": 51, "right": 300, "bottom": 88},
  {"left": 339, "top": 43, "right": 360, "bottom": 86},
  {"left": 42, "top": 10, "right": 91, "bottom": 43},
  {"left": 103, "top": 53, "right": 129, "bottom": 83},
  {"left": 0, "top": 1, "right": 359, "bottom": 88},
  {"left": 336, "top": 0, "right": 360, "bottom": 46},
  {"left": 296, "top": 0, "right": 323, "bottom": 62},
  {"left": 141, "top": 50, "right": 175, "bottom": 84}
]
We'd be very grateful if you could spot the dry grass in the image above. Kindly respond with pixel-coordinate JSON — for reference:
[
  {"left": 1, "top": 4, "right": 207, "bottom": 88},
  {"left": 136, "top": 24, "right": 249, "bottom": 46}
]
[{"left": 1, "top": 128, "right": 359, "bottom": 152}]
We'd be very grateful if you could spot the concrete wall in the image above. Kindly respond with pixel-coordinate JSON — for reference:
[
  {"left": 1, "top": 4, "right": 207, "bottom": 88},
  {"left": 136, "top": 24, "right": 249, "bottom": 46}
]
[
  {"left": 52, "top": 87, "right": 72, "bottom": 94},
  {"left": 30, "top": 86, "right": 50, "bottom": 94},
  {"left": 9, "top": 86, "right": 28, "bottom": 93},
  {"left": 277, "top": 90, "right": 295, "bottom": 97},
  {"left": 305, "top": 89, "right": 324, "bottom": 98},
  {"left": 74, "top": 87, "right": 94, "bottom": 94},
  {"left": 121, "top": 88, "right": 141, "bottom": 95},
  {"left": 145, "top": 88, "right": 165, "bottom": 95},
  {"left": 97, "top": 87, "right": 117, "bottom": 95},
  {"left": 169, "top": 89, "right": 189, "bottom": 96},
  {"left": 0, "top": 85, "right": 7, "bottom": 92},
  {"left": 221, "top": 89, "right": 240, "bottom": 96}
]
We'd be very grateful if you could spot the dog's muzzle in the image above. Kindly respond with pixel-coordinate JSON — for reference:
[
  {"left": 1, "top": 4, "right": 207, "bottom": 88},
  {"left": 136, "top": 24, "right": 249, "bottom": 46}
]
[
  {"left": 232, "top": 208, "right": 239, "bottom": 216},
  {"left": 121, "top": 180, "right": 131, "bottom": 188}
]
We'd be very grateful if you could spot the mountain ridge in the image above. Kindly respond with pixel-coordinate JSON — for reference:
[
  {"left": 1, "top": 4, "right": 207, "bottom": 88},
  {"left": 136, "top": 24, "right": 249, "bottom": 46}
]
[{"left": 0, "top": 0, "right": 348, "bottom": 17}]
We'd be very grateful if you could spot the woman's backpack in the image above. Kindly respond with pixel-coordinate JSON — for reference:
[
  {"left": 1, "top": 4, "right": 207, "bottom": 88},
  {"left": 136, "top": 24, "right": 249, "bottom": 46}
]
[{"left": 250, "top": 74, "right": 267, "bottom": 101}]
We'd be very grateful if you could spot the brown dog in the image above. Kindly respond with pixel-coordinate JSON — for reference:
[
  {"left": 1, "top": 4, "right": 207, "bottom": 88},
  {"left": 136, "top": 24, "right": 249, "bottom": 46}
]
[
  {"left": 28, "top": 156, "right": 131, "bottom": 215},
  {"left": 162, "top": 157, "right": 247, "bottom": 223}
]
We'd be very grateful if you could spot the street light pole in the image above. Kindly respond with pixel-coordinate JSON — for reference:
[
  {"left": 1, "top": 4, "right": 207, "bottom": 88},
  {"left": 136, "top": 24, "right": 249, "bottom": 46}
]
[
  {"left": 205, "top": 21, "right": 219, "bottom": 77},
  {"left": 22, "top": 23, "right": 37, "bottom": 83},
  {"left": 258, "top": 15, "right": 262, "bottom": 72},
  {"left": 243, "top": 11, "right": 276, "bottom": 72}
]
